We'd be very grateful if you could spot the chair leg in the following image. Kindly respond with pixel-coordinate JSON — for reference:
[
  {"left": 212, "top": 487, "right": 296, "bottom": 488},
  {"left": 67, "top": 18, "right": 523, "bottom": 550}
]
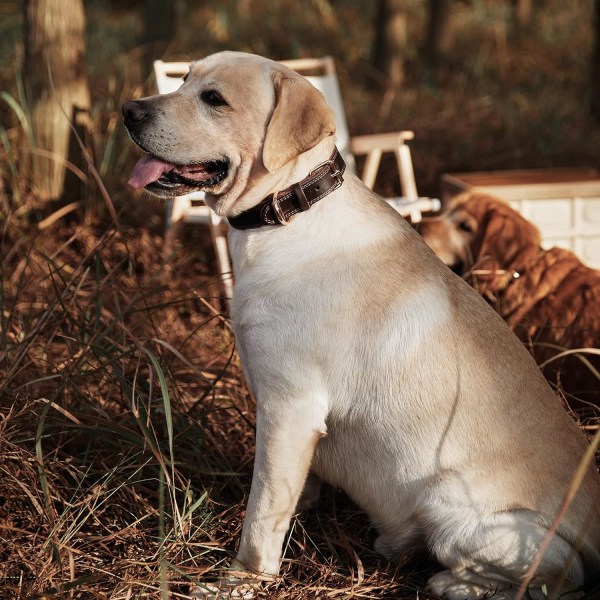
[
  {"left": 396, "top": 143, "right": 418, "bottom": 199},
  {"left": 209, "top": 214, "right": 233, "bottom": 312},
  {"left": 164, "top": 198, "right": 185, "bottom": 267},
  {"left": 396, "top": 143, "right": 421, "bottom": 222},
  {"left": 362, "top": 149, "right": 382, "bottom": 190},
  {"left": 164, "top": 220, "right": 183, "bottom": 268},
  {"left": 165, "top": 197, "right": 233, "bottom": 311}
]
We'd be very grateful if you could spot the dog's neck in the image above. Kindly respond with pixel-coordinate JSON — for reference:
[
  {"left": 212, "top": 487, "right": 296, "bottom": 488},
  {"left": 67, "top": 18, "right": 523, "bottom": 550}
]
[
  {"left": 227, "top": 146, "right": 345, "bottom": 230},
  {"left": 209, "top": 138, "right": 337, "bottom": 219}
]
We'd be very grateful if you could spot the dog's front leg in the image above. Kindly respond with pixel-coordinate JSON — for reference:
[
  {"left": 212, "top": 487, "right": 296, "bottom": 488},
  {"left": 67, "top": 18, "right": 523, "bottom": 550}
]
[
  {"left": 235, "top": 399, "right": 328, "bottom": 576},
  {"left": 191, "top": 391, "right": 328, "bottom": 598}
]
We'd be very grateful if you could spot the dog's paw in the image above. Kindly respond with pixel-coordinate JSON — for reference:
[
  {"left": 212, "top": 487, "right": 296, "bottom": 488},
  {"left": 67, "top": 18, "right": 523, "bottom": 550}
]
[
  {"left": 426, "top": 570, "right": 513, "bottom": 600},
  {"left": 190, "top": 580, "right": 256, "bottom": 599},
  {"left": 190, "top": 561, "right": 274, "bottom": 599}
]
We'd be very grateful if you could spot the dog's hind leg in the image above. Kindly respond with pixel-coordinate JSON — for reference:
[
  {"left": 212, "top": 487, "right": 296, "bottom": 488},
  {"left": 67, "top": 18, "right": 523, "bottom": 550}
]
[
  {"left": 296, "top": 471, "right": 322, "bottom": 511},
  {"left": 373, "top": 520, "right": 424, "bottom": 560},
  {"left": 425, "top": 508, "right": 585, "bottom": 599}
]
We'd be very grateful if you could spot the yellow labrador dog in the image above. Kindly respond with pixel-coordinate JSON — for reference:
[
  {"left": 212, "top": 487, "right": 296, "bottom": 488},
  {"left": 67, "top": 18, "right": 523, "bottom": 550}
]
[{"left": 123, "top": 52, "right": 600, "bottom": 599}]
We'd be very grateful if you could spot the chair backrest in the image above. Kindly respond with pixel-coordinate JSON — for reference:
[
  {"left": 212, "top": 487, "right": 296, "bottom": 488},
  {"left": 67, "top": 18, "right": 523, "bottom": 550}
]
[{"left": 154, "top": 60, "right": 190, "bottom": 94}]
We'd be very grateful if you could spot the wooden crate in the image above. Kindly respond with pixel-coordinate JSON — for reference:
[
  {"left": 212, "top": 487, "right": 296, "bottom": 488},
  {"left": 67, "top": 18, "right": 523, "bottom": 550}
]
[{"left": 441, "top": 169, "right": 600, "bottom": 268}]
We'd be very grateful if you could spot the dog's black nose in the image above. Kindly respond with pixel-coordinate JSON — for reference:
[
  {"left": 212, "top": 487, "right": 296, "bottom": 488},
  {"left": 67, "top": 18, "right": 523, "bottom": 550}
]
[{"left": 122, "top": 100, "right": 147, "bottom": 123}]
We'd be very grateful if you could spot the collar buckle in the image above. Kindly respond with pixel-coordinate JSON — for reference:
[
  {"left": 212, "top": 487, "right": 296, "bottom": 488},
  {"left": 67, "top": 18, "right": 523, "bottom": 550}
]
[
  {"left": 309, "top": 157, "right": 343, "bottom": 185},
  {"left": 271, "top": 190, "right": 289, "bottom": 225}
]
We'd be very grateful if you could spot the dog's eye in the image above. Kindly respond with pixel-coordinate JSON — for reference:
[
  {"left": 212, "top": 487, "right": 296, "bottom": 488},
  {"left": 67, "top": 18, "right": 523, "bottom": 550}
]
[
  {"left": 201, "top": 90, "right": 228, "bottom": 107},
  {"left": 458, "top": 221, "right": 474, "bottom": 233}
]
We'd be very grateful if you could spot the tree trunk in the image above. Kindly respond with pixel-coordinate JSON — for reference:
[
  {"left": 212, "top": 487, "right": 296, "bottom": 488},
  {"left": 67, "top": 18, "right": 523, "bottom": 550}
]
[
  {"left": 372, "top": 0, "right": 408, "bottom": 89},
  {"left": 592, "top": 0, "right": 600, "bottom": 121},
  {"left": 25, "top": 0, "right": 92, "bottom": 202},
  {"left": 425, "top": 0, "right": 452, "bottom": 69},
  {"left": 513, "top": 0, "right": 533, "bottom": 27}
]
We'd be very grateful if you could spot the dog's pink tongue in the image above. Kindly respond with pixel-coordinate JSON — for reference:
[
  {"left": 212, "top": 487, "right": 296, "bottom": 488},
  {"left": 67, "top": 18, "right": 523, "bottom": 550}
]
[{"left": 128, "top": 154, "right": 174, "bottom": 189}]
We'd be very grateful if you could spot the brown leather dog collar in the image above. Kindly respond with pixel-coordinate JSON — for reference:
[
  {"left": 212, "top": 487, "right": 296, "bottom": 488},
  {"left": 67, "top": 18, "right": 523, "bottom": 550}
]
[{"left": 228, "top": 148, "right": 346, "bottom": 230}]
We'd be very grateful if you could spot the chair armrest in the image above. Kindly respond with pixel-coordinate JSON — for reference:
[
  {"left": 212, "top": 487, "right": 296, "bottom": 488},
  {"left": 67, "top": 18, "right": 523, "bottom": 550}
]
[
  {"left": 349, "top": 131, "right": 418, "bottom": 197},
  {"left": 386, "top": 197, "right": 441, "bottom": 223},
  {"left": 349, "top": 131, "right": 414, "bottom": 156}
]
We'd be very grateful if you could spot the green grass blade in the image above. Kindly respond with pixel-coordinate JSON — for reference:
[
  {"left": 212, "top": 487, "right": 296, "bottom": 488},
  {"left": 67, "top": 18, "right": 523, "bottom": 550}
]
[
  {"left": 142, "top": 348, "right": 174, "bottom": 470},
  {"left": 0, "top": 91, "right": 32, "bottom": 143}
]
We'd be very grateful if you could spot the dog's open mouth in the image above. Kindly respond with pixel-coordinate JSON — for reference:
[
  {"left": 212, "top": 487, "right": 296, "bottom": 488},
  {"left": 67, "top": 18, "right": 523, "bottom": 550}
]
[{"left": 128, "top": 154, "right": 229, "bottom": 193}]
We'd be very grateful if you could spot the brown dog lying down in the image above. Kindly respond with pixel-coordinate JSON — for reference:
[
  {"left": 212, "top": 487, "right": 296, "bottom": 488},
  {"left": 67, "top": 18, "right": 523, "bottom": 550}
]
[{"left": 419, "top": 191, "right": 600, "bottom": 414}]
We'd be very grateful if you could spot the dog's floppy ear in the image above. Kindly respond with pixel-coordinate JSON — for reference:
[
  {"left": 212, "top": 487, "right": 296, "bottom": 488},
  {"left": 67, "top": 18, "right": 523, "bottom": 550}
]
[{"left": 263, "top": 70, "right": 336, "bottom": 173}]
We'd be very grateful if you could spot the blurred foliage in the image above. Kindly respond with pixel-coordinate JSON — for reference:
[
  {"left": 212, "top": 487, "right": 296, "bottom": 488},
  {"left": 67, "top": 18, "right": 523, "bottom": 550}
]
[{"left": 1, "top": 0, "right": 599, "bottom": 206}]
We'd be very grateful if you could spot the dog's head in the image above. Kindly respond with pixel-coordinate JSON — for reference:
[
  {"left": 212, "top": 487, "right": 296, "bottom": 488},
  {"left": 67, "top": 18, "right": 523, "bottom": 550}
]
[
  {"left": 419, "top": 191, "right": 541, "bottom": 274},
  {"left": 123, "top": 51, "right": 336, "bottom": 215}
]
